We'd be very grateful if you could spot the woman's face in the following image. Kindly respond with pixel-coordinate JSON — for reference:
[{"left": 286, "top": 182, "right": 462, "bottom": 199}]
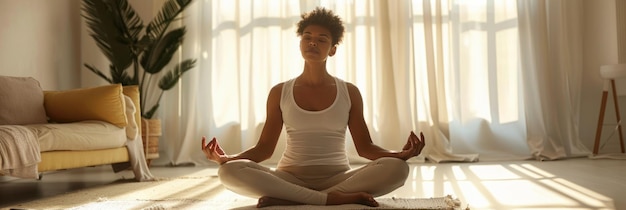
[{"left": 300, "top": 25, "right": 336, "bottom": 62}]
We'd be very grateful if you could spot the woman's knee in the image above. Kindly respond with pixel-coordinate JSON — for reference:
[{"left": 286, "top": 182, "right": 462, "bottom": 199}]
[
  {"left": 216, "top": 159, "right": 269, "bottom": 198},
  {"left": 217, "top": 159, "right": 254, "bottom": 182},
  {"left": 375, "top": 157, "right": 410, "bottom": 180},
  {"left": 359, "top": 157, "right": 409, "bottom": 196}
]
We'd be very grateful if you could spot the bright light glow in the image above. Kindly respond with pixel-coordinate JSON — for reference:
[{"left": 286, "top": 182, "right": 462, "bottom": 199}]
[
  {"left": 408, "top": 164, "right": 614, "bottom": 209},
  {"left": 520, "top": 164, "right": 555, "bottom": 178},
  {"left": 543, "top": 178, "right": 613, "bottom": 207},
  {"left": 469, "top": 165, "right": 520, "bottom": 180},
  {"left": 460, "top": 30, "right": 492, "bottom": 123},
  {"left": 482, "top": 180, "right": 578, "bottom": 206},
  {"left": 443, "top": 181, "right": 457, "bottom": 200},
  {"left": 496, "top": 28, "right": 520, "bottom": 124},
  {"left": 420, "top": 181, "right": 434, "bottom": 197},
  {"left": 553, "top": 178, "right": 613, "bottom": 202},
  {"left": 457, "top": 181, "right": 492, "bottom": 208},
  {"left": 458, "top": 0, "right": 487, "bottom": 22},
  {"left": 509, "top": 164, "right": 541, "bottom": 179},
  {"left": 55, "top": 168, "right": 233, "bottom": 209},
  {"left": 111, "top": 176, "right": 221, "bottom": 203},
  {"left": 420, "top": 165, "right": 437, "bottom": 181},
  {"left": 494, "top": 0, "right": 517, "bottom": 23},
  {"left": 451, "top": 165, "right": 467, "bottom": 180}
]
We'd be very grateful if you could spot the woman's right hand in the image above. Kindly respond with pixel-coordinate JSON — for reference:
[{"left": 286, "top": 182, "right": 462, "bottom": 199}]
[
  {"left": 201, "top": 136, "right": 231, "bottom": 165},
  {"left": 397, "top": 131, "right": 425, "bottom": 160}
]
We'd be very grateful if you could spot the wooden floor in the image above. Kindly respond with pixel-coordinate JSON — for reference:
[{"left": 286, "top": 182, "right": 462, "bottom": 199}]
[{"left": 1, "top": 158, "right": 624, "bottom": 210}]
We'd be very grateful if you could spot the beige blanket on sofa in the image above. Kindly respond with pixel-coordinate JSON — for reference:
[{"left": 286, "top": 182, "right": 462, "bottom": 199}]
[{"left": 0, "top": 125, "right": 41, "bottom": 179}]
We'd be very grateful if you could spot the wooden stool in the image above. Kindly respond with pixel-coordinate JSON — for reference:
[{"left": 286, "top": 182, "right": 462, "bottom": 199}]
[{"left": 594, "top": 64, "right": 626, "bottom": 154}]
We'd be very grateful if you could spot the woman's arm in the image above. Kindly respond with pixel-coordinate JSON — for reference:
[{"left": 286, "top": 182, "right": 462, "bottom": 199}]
[
  {"left": 346, "top": 83, "right": 424, "bottom": 161},
  {"left": 233, "top": 83, "right": 284, "bottom": 162},
  {"left": 202, "top": 83, "right": 284, "bottom": 164}
]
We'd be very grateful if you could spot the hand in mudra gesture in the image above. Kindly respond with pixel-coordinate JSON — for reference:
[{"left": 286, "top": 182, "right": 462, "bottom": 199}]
[
  {"left": 397, "top": 131, "right": 426, "bottom": 160},
  {"left": 201, "top": 136, "right": 230, "bottom": 165}
]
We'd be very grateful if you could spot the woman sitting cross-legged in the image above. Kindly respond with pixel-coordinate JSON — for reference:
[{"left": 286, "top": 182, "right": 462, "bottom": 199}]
[{"left": 201, "top": 7, "right": 426, "bottom": 208}]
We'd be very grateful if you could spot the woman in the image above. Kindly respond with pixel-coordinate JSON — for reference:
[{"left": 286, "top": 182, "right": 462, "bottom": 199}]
[{"left": 201, "top": 7, "right": 425, "bottom": 208}]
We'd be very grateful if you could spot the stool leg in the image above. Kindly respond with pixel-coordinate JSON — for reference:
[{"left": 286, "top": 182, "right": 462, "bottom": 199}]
[
  {"left": 622, "top": 131, "right": 626, "bottom": 153},
  {"left": 610, "top": 80, "right": 626, "bottom": 153},
  {"left": 595, "top": 90, "right": 609, "bottom": 155}
]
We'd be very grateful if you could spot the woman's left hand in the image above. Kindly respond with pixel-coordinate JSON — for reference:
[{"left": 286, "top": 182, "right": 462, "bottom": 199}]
[
  {"left": 397, "top": 131, "right": 426, "bottom": 160},
  {"left": 201, "top": 136, "right": 231, "bottom": 165}
]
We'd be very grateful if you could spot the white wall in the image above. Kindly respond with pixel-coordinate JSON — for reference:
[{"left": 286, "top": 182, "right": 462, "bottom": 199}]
[
  {"left": 0, "top": 0, "right": 157, "bottom": 90},
  {"left": 0, "top": 0, "right": 81, "bottom": 90},
  {"left": 581, "top": 0, "right": 624, "bottom": 153}
]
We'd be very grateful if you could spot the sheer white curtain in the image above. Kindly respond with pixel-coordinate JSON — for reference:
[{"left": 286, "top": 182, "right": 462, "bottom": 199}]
[
  {"left": 434, "top": 0, "right": 533, "bottom": 160},
  {"left": 517, "top": 0, "right": 590, "bottom": 160},
  {"left": 155, "top": 0, "right": 588, "bottom": 166}
]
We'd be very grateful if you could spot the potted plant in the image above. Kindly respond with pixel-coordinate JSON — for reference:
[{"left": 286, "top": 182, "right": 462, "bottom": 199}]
[{"left": 81, "top": 0, "right": 196, "bottom": 164}]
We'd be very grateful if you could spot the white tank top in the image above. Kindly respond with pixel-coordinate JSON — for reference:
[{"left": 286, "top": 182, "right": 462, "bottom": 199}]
[{"left": 277, "top": 77, "right": 351, "bottom": 167}]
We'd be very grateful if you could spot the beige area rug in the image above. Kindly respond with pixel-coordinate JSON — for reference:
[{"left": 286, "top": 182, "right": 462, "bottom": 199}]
[{"left": 7, "top": 172, "right": 463, "bottom": 210}]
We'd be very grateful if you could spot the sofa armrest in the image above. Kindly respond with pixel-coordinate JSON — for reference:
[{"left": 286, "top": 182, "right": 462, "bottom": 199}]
[
  {"left": 122, "top": 85, "right": 141, "bottom": 137},
  {"left": 123, "top": 85, "right": 142, "bottom": 140}
]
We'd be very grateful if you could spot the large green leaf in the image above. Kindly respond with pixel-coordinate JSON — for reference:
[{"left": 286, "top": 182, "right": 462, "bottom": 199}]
[
  {"left": 81, "top": 0, "right": 136, "bottom": 78},
  {"left": 108, "top": 0, "right": 144, "bottom": 85},
  {"left": 158, "top": 59, "right": 197, "bottom": 90},
  {"left": 109, "top": 64, "right": 134, "bottom": 86},
  {"left": 140, "top": 0, "right": 192, "bottom": 76},
  {"left": 140, "top": 27, "right": 186, "bottom": 74},
  {"left": 145, "top": 0, "right": 193, "bottom": 41},
  {"left": 110, "top": 0, "right": 143, "bottom": 44},
  {"left": 84, "top": 64, "right": 113, "bottom": 84}
]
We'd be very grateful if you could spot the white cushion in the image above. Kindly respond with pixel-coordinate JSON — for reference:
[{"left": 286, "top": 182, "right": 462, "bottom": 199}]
[{"left": 25, "top": 121, "right": 126, "bottom": 152}]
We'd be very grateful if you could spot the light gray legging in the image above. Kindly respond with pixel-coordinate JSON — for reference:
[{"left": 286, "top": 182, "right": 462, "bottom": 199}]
[{"left": 217, "top": 157, "right": 409, "bottom": 205}]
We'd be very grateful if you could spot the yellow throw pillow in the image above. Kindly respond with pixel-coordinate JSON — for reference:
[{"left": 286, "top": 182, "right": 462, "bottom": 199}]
[{"left": 44, "top": 84, "right": 128, "bottom": 128}]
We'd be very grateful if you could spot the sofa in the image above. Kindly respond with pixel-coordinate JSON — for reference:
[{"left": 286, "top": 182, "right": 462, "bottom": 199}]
[{"left": 0, "top": 76, "right": 153, "bottom": 181}]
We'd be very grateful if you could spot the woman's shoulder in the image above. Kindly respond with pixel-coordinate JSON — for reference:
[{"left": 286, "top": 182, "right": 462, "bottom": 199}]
[
  {"left": 270, "top": 82, "right": 285, "bottom": 93},
  {"left": 339, "top": 80, "right": 359, "bottom": 93},
  {"left": 271, "top": 78, "right": 299, "bottom": 91},
  {"left": 269, "top": 80, "right": 291, "bottom": 96},
  {"left": 333, "top": 77, "right": 354, "bottom": 86},
  {"left": 332, "top": 78, "right": 361, "bottom": 100}
]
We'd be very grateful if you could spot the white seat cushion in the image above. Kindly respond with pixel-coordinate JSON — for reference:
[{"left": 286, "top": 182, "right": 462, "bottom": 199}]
[{"left": 25, "top": 121, "right": 126, "bottom": 152}]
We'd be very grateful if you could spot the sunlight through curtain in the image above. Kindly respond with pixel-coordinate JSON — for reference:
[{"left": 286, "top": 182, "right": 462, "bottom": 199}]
[
  {"left": 517, "top": 0, "right": 590, "bottom": 160},
  {"left": 154, "top": 0, "right": 588, "bottom": 166},
  {"left": 432, "top": 0, "right": 532, "bottom": 160}
]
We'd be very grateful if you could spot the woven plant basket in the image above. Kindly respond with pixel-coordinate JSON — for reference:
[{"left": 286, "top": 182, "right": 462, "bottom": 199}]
[{"left": 141, "top": 118, "right": 161, "bottom": 166}]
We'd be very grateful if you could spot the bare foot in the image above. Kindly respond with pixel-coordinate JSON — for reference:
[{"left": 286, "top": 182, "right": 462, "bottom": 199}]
[
  {"left": 257, "top": 196, "right": 302, "bottom": 208},
  {"left": 326, "top": 191, "right": 379, "bottom": 207}
]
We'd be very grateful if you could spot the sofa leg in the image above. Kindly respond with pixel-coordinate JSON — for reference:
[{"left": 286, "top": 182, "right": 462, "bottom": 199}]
[
  {"left": 111, "top": 162, "right": 132, "bottom": 173},
  {"left": 38, "top": 173, "right": 43, "bottom": 180}
]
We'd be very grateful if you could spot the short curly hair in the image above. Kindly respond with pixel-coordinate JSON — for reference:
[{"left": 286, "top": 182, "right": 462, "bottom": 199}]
[{"left": 296, "top": 7, "right": 345, "bottom": 46}]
